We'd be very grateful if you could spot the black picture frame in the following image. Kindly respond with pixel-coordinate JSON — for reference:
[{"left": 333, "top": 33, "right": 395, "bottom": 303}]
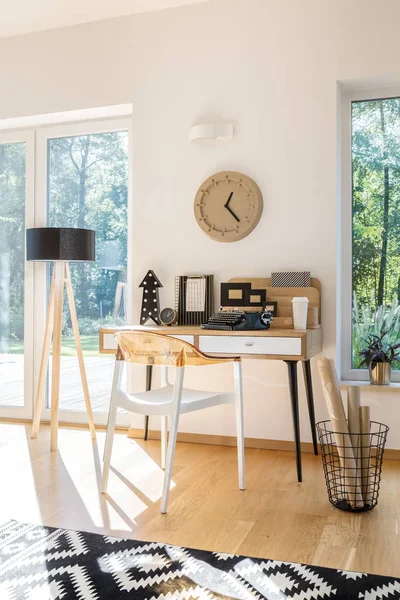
[
  {"left": 221, "top": 282, "right": 267, "bottom": 307},
  {"left": 175, "top": 275, "right": 214, "bottom": 325},
  {"left": 220, "top": 282, "right": 251, "bottom": 306}
]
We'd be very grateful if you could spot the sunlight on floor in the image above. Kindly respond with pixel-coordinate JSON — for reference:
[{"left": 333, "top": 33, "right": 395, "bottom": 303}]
[{"left": 0, "top": 423, "right": 175, "bottom": 536}]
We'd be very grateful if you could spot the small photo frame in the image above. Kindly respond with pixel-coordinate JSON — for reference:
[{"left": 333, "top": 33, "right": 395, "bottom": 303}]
[
  {"left": 264, "top": 301, "right": 278, "bottom": 316},
  {"left": 245, "top": 288, "right": 266, "bottom": 307}
]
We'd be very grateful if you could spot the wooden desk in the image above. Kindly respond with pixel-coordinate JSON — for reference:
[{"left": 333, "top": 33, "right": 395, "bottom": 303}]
[{"left": 99, "top": 325, "right": 323, "bottom": 482}]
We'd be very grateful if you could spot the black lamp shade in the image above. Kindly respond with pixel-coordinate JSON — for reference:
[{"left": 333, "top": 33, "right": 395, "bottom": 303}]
[{"left": 26, "top": 228, "right": 96, "bottom": 262}]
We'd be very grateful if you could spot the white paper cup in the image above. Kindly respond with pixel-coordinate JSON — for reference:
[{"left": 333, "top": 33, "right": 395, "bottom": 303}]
[{"left": 292, "top": 297, "right": 309, "bottom": 330}]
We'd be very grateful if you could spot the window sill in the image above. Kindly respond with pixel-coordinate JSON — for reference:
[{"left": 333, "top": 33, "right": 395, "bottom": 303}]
[{"left": 340, "top": 380, "right": 400, "bottom": 392}]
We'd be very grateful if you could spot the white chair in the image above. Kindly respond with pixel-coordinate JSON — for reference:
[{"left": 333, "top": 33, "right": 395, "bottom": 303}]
[{"left": 101, "top": 329, "right": 245, "bottom": 513}]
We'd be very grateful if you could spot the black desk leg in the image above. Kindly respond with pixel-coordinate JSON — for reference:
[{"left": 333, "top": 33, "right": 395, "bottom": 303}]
[
  {"left": 285, "top": 360, "right": 302, "bottom": 483},
  {"left": 302, "top": 360, "right": 318, "bottom": 456},
  {"left": 143, "top": 365, "right": 153, "bottom": 441}
]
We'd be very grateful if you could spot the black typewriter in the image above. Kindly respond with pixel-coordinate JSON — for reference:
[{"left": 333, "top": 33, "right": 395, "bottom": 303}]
[
  {"left": 201, "top": 309, "right": 273, "bottom": 331},
  {"left": 201, "top": 311, "right": 246, "bottom": 330}
]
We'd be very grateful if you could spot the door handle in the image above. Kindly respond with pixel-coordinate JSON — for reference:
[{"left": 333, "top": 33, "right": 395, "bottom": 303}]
[{"left": 244, "top": 342, "right": 254, "bottom": 347}]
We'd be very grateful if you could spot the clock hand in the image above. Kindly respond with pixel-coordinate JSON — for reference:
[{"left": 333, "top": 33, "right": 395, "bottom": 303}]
[
  {"left": 226, "top": 205, "right": 240, "bottom": 223},
  {"left": 224, "top": 191, "right": 233, "bottom": 208},
  {"left": 224, "top": 191, "right": 240, "bottom": 222}
]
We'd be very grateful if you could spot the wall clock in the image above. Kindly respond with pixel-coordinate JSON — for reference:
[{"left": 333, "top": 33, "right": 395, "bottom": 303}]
[{"left": 194, "top": 171, "right": 263, "bottom": 242}]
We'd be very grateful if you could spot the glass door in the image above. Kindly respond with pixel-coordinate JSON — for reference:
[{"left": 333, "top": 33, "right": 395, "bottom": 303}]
[
  {"left": 0, "top": 131, "right": 34, "bottom": 419},
  {"left": 36, "top": 120, "right": 131, "bottom": 426}
]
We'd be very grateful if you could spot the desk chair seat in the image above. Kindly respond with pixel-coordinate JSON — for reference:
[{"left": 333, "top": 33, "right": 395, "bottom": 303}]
[
  {"left": 118, "top": 386, "right": 234, "bottom": 413},
  {"left": 101, "top": 329, "right": 245, "bottom": 513}
]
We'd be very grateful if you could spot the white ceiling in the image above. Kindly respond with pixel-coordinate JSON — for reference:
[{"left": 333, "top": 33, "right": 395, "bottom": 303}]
[{"left": 0, "top": 0, "right": 210, "bottom": 39}]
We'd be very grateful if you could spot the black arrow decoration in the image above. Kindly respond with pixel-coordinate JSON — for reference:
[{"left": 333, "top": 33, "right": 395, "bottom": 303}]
[{"left": 139, "top": 270, "right": 163, "bottom": 325}]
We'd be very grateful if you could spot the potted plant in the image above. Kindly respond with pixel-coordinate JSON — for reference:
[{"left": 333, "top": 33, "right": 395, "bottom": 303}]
[{"left": 358, "top": 331, "right": 400, "bottom": 385}]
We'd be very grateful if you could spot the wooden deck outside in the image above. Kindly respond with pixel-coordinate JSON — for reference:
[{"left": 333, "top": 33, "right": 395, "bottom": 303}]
[{"left": 0, "top": 353, "right": 115, "bottom": 412}]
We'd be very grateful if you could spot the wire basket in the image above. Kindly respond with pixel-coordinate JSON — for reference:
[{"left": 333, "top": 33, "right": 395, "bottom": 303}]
[{"left": 316, "top": 420, "right": 389, "bottom": 512}]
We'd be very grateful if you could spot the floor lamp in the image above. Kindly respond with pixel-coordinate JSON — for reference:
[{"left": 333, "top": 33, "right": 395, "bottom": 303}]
[{"left": 27, "top": 227, "right": 97, "bottom": 451}]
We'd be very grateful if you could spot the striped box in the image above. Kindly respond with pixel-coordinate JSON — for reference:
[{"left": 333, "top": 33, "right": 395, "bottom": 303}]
[{"left": 271, "top": 271, "right": 311, "bottom": 287}]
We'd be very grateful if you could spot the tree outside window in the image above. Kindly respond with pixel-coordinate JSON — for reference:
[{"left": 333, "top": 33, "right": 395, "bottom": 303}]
[{"left": 352, "top": 99, "right": 400, "bottom": 370}]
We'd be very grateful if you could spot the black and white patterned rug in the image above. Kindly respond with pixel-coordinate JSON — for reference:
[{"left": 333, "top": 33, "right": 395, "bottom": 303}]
[{"left": 1, "top": 520, "right": 399, "bottom": 599}]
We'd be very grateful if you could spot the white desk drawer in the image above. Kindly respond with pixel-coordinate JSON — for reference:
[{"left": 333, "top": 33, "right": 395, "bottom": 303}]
[
  {"left": 103, "top": 333, "right": 118, "bottom": 351},
  {"left": 170, "top": 335, "right": 195, "bottom": 344},
  {"left": 199, "top": 335, "right": 302, "bottom": 356}
]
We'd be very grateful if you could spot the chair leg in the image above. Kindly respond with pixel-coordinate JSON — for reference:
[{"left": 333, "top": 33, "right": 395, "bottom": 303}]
[
  {"left": 160, "top": 368, "right": 168, "bottom": 469},
  {"left": 160, "top": 368, "right": 184, "bottom": 514},
  {"left": 161, "top": 415, "right": 168, "bottom": 470},
  {"left": 160, "top": 416, "right": 179, "bottom": 513},
  {"left": 102, "top": 401, "right": 118, "bottom": 493},
  {"left": 234, "top": 361, "right": 245, "bottom": 490}
]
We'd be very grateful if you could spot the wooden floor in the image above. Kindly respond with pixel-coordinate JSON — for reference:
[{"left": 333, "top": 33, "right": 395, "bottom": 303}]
[{"left": 1, "top": 421, "right": 399, "bottom": 578}]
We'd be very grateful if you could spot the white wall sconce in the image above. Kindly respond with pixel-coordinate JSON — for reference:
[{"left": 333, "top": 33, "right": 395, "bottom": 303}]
[{"left": 189, "top": 123, "right": 234, "bottom": 142}]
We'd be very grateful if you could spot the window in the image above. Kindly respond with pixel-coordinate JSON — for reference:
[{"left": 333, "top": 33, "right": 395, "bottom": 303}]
[
  {"left": 0, "top": 117, "right": 130, "bottom": 425},
  {"left": 0, "top": 132, "right": 34, "bottom": 418},
  {"left": 0, "top": 142, "right": 26, "bottom": 408},
  {"left": 46, "top": 129, "right": 128, "bottom": 413},
  {"left": 342, "top": 93, "right": 400, "bottom": 380}
]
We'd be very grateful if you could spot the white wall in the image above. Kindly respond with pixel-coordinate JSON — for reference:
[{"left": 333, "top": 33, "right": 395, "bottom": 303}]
[{"left": 1, "top": 0, "right": 400, "bottom": 446}]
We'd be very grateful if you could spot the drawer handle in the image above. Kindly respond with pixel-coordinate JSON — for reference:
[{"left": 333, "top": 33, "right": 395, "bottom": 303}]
[{"left": 244, "top": 342, "right": 254, "bottom": 347}]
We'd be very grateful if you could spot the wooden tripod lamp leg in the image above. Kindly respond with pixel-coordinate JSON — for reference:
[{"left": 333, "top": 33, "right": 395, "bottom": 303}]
[
  {"left": 50, "top": 262, "right": 65, "bottom": 452},
  {"left": 65, "top": 263, "right": 96, "bottom": 440},
  {"left": 31, "top": 268, "right": 56, "bottom": 439}
]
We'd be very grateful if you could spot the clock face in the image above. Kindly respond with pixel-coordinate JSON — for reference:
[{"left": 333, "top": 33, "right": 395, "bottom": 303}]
[
  {"left": 194, "top": 171, "right": 263, "bottom": 242},
  {"left": 160, "top": 307, "right": 178, "bottom": 325}
]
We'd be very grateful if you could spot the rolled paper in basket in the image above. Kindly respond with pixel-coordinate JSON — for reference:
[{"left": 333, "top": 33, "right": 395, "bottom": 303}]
[
  {"left": 347, "top": 387, "right": 362, "bottom": 492},
  {"left": 317, "top": 358, "right": 364, "bottom": 508},
  {"left": 360, "top": 406, "right": 372, "bottom": 505}
]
